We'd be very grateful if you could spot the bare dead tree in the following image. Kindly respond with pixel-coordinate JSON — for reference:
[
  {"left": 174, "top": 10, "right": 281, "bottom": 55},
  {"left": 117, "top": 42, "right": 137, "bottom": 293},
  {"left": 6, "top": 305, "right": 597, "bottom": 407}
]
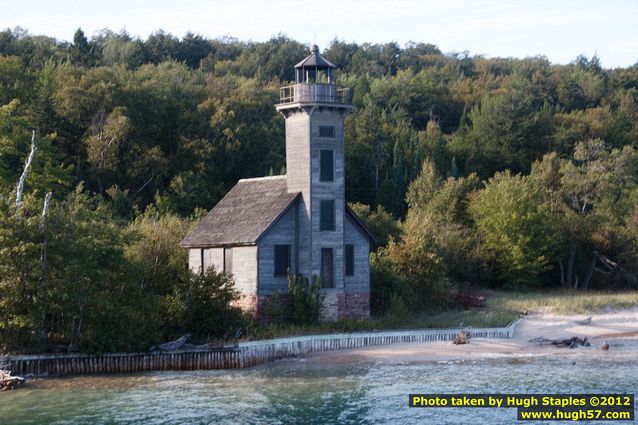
[{"left": 16, "top": 130, "right": 36, "bottom": 213}]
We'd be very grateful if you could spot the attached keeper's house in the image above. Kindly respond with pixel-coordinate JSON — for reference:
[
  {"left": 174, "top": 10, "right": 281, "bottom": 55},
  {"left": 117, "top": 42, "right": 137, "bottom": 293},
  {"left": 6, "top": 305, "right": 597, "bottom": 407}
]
[{"left": 180, "top": 45, "right": 374, "bottom": 320}]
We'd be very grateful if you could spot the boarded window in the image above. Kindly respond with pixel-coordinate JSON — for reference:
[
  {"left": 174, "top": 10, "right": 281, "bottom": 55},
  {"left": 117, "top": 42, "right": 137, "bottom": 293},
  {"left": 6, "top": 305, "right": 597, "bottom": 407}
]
[
  {"left": 345, "top": 244, "right": 354, "bottom": 276},
  {"left": 274, "top": 244, "right": 290, "bottom": 277},
  {"left": 224, "top": 247, "right": 233, "bottom": 274},
  {"left": 321, "top": 248, "right": 334, "bottom": 288},
  {"left": 320, "top": 200, "right": 335, "bottom": 231},
  {"left": 320, "top": 150, "right": 334, "bottom": 182},
  {"left": 319, "top": 125, "right": 335, "bottom": 138}
]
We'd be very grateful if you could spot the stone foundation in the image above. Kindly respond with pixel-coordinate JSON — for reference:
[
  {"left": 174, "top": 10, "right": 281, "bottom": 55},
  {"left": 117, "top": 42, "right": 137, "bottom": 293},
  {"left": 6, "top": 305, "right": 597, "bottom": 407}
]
[
  {"left": 236, "top": 292, "right": 370, "bottom": 322},
  {"left": 256, "top": 294, "right": 293, "bottom": 323},
  {"left": 323, "top": 292, "right": 370, "bottom": 321},
  {"left": 342, "top": 293, "right": 370, "bottom": 319},
  {"left": 319, "top": 292, "right": 343, "bottom": 321},
  {"left": 233, "top": 294, "right": 258, "bottom": 315}
]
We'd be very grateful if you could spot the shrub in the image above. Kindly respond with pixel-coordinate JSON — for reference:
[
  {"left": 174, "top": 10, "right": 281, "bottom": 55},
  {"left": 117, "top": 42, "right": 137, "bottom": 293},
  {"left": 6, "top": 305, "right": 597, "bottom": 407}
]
[
  {"left": 164, "top": 269, "right": 245, "bottom": 340},
  {"left": 287, "top": 273, "right": 325, "bottom": 325}
]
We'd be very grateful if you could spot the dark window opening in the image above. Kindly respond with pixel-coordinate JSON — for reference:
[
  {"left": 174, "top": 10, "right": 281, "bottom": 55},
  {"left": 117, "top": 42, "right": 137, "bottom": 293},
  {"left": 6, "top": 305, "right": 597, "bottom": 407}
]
[
  {"left": 345, "top": 244, "right": 354, "bottom": 276},
  {"left": 224, "top": 247, "right": 233, "bottom": 274},
  {"left": 200, "top": 249, "right": 205, "bottom": 274},
  {"left": 320, "top": 200, "right": 335, "bottom": 231},
  {"left": 321, "top": 248, "right": 334, "bottom": 288},
  {"left": 320, "top": 150, "right": 334, "bottom": 182},
  {"left": 319, "top": 125, "right": 335, "bottom": 138},
  {"left": 274, "top": 245, "right": 291, "bottom": 277}
]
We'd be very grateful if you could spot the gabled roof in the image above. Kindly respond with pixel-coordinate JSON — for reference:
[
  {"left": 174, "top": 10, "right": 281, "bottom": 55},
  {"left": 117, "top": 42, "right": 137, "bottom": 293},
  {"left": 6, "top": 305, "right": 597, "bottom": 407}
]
[{"left": 180, "top": 176, "right": 300, "bottom": 248}]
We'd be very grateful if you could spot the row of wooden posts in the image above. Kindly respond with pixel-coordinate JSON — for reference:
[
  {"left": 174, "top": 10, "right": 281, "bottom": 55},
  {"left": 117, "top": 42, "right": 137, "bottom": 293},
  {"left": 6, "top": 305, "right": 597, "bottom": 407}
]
[{"left": 2, "top": 321, "right": 520, "bottom": 377}]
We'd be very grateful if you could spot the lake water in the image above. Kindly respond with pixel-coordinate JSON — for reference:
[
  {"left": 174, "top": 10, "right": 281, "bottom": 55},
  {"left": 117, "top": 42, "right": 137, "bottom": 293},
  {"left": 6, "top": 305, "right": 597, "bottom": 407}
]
[{"left": 2, "top": 345, "right": 637, "bottom": 424}]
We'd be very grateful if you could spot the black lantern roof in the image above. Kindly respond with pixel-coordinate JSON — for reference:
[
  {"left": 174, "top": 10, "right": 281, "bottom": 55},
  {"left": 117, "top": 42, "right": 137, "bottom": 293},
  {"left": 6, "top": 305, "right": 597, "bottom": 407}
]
[{"left": 294, "top": 45, "right": 336, "bottom": 69}]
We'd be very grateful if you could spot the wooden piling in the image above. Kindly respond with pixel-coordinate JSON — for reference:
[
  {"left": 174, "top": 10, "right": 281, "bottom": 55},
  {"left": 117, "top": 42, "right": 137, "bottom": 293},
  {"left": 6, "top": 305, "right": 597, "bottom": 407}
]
[{"left": 0, "top": 320, "right": 522, "bottom": 377}]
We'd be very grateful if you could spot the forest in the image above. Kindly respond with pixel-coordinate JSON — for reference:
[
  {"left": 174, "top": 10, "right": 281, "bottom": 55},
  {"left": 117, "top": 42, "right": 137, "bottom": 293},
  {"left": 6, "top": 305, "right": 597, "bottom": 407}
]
[{"left": 1, "top": 27, "right": 637, "bottom": 353}]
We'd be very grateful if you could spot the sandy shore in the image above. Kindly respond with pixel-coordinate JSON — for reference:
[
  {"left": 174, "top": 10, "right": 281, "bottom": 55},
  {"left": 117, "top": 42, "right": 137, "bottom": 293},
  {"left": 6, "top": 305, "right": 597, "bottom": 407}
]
[{"left": 304, "top": 310, "right": 638, "bottom": 364}]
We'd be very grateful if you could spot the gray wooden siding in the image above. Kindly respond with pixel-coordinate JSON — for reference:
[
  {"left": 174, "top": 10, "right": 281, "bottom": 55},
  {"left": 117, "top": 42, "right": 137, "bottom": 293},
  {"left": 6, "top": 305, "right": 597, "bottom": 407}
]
[
  {"left": 344, "top": 214, "right": 370, "bottom": 294},
  {"left": 188, "top": 249, "right": 201, "bottom": 273},
  {"left": 284, "top": 111, "right": 311, "bottom": 279},
  {"left": 188, "top": 248, "right": 234, "bottom": 274},
  {"left": 258, "top": 205, "right": 297, "bottom": 295},
  {"left": 232, "top": 246, "right": 258, "bottom": 295},
  {"left": 206, "top": 248, "right": 224, "bottom": 272},
  {"left": 310, "top": 110, "right": 346, "bottom": 289}
]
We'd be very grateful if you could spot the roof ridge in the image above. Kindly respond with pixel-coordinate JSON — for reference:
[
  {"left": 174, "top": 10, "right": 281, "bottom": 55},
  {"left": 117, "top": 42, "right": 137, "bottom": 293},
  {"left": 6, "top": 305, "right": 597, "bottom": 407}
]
[{"left": 238, "top": 175, "right": 286, "bottom": 182}]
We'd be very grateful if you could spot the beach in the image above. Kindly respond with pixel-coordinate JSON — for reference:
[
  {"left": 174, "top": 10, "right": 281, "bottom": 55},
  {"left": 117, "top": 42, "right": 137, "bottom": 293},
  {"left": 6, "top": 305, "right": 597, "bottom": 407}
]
[{"left": 303, "top": 309, "right": 638, "bottom": 364}]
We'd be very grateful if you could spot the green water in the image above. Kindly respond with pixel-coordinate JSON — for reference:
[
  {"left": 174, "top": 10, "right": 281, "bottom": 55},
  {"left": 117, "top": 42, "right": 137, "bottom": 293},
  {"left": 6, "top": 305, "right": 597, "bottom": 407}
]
[{"left": 2, "top": 345, "right": 637, "bottom": 424}]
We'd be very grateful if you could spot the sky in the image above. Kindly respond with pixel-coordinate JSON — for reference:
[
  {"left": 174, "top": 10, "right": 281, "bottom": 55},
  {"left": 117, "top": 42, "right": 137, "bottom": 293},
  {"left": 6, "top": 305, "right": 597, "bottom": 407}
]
[{"left": 1, "top": 0, "right": 637, "bottom": 68}]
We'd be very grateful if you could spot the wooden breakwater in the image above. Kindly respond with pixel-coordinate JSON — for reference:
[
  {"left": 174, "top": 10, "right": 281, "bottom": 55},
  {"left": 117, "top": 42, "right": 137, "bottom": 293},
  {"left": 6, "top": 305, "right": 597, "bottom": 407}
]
[{"left": 2, "top": 319, "right": 521, "bottom": 377}]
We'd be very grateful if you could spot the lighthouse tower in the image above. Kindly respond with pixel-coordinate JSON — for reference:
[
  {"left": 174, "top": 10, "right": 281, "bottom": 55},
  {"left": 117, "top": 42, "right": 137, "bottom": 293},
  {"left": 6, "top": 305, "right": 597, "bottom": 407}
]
[{"left": 276, "top": 45, "right": 354, "bottom": 318}]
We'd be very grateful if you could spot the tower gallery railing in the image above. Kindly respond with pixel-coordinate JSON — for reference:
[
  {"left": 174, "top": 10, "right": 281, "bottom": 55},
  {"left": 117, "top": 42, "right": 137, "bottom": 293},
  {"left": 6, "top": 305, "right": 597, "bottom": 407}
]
[{"left": 279, "top": 83, "right": 351, "bottom": 105}]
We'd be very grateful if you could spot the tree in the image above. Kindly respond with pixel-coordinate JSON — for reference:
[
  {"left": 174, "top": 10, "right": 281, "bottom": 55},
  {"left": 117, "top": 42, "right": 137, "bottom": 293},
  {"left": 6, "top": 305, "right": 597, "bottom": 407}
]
[
  {"left": 85, "top": 106, "right": 130, "bottom": 194},
  {"left": 177, "top": 32, "right": 213, "bottom": 69},
  {"left": 450, "top": 90, "right": 553, "bottom": 177},
  {"left": 532, "top": 141, "right": 638, "bottom": 289},
  {"left": 348, "top": 202, "right": 398, "bottom": 247},
  {"left": 144, "top": 30, "right": 179, "bottom": 64},
  {"left": 470, "top": 171, "right": 560, "bottom": 287},
  {"left": 70, "top": 29, "right": 94, "bottom": 67}
]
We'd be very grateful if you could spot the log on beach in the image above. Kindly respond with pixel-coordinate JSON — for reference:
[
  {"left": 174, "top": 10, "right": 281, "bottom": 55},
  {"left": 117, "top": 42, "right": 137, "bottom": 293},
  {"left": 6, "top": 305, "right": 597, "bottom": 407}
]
[
  {"left": 150, "top": 333, "right": 192, "bottom": 351},
  {"left": 529, "top": 336, "right": 591, "bottom": 348},
  {"left": 0, "top": 369, "right": 25, "bottom": 391}
]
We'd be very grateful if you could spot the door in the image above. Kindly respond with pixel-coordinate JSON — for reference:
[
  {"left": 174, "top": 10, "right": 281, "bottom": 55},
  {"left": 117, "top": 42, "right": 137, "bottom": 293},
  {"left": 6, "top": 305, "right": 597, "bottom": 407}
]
[{"left": 321, "top": 248, "right": 334, "bottom": 288}]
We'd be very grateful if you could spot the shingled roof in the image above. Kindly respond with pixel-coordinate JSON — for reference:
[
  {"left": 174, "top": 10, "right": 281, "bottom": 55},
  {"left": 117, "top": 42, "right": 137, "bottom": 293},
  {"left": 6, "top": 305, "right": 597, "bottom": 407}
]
[{"left": 180, "top": 176, "right": 300, "bottom": 248}]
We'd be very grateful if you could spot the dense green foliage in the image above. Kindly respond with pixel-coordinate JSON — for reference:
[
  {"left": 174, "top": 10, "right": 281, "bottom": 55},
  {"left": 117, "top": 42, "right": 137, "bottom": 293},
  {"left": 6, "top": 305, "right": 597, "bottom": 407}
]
[{"left": 1, "top": 27, "right": 638, "bottom": 349}]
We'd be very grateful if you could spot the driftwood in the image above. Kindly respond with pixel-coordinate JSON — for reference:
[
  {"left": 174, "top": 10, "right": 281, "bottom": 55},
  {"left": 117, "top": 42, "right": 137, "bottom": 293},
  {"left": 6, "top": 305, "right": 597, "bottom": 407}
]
[
  {"left": 151, "top": 333, "right": 192, "bottom": 351},
  {"left": 453, "top": 330, "right": 469, "bottom": 345},
  {"left": 150, "top": 329, "right": 244, "bottom": 352},
  {"left": 181, "top": 343, "right": 213, "bottom": 351},
  {"left": 1, "top": 369, "right": 25, "bottom": 391},
  {"left": 574, "top": 316, "right": 592, "bottom": 325},
  {"left": 529, "top": 336, "right": 591, "bottom": 348}
]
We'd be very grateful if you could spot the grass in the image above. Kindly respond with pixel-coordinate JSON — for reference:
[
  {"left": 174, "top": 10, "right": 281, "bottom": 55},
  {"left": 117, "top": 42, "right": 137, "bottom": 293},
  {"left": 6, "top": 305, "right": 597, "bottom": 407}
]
[
  {"left": 488, "top": 290, "right": 638, "bottom": 315},
  {"left": 246, "top": 290, "right": 638, "bottom": 340},
  {"left": 247, "top": 309, "right": 519, "bottom": 341}
]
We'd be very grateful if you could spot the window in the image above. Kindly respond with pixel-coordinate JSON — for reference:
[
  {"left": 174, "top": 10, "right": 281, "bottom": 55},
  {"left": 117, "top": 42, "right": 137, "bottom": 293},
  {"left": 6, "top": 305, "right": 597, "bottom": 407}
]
[
  {"left": 320, "top": 150, "right": 334, "bottom": 182},
  {"left": 320, "top": 200, "right": 335, "bottom": 231},
  {"left": 224, "top": 247, "right": 233, "bottom": 274},
  {"left": 200, "top": 249, "right": 205, "bottom": 274},
  {"left": 321, "top": 248, "right": 334, "bottom": 288},
  {"left": 274, "top": 245, "right": 290, "bottom": 277},
  {"left": 345, "top": 244, "right": 354, "bottom": 276},
  {"left": 319, "top": 125, "right": 335, "bottom": 138}
]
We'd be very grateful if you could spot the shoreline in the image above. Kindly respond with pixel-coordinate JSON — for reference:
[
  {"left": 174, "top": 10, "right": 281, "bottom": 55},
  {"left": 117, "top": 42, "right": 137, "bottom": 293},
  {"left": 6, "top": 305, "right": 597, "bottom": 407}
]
[
  {"left": 300, "top": 309, "right": 638, "bottom": 365},
  {"left": 1, "top": 323, "right": 517, "bottom": 377},
  {"left": 4, "top": 310, "right": 638, "bottom": 378}
]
